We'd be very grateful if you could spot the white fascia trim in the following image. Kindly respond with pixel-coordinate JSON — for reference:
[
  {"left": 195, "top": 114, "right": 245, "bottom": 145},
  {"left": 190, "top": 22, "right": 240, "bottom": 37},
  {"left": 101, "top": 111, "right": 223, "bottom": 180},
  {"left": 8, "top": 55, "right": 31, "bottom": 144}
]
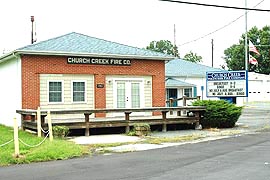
[
  {"left": 15, "top": 50, "right": 175, "bottom": 61},
  {"left": 166, "top": 75, "right": 205, "bottom": 78},
  {"left": 166, "top": 85, "right": 195, "bottom": 88},
  {"left": 0, "top": 51, "right": 20, "bottom": 64}
]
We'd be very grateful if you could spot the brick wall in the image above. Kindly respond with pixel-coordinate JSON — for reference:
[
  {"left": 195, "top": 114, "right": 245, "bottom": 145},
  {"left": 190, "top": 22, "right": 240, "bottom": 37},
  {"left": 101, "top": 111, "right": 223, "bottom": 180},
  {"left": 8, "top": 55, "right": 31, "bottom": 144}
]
[{"left": 21, "top": 55, "right": 166, "bottom": 109}]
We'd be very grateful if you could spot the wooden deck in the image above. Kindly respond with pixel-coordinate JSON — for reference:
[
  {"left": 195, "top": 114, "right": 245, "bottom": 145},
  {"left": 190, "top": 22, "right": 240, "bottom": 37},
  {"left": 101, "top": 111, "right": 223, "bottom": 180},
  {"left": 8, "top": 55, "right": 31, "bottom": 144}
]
[{"left": 16, "top": 106, "right": 206, "bottom": 136}]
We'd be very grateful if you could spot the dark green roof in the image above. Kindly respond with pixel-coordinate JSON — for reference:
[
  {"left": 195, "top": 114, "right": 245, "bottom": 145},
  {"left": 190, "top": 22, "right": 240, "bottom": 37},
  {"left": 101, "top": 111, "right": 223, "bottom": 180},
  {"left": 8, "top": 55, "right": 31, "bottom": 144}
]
[
  {"left": 166, "top": 59, "right": 223, "bottom": 77},
  {"left": 16, "top": 32, "right": 174, "bottom": 60}
]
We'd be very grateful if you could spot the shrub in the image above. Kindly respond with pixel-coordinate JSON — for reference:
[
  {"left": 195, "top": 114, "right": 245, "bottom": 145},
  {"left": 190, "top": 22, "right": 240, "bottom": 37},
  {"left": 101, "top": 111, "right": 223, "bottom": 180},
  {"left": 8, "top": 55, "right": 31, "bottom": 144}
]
[
  {"left": 192, "top": 100, "right": 243, "bottom": 128},
  {"left": 133, "top": 123, "right": 151, "bottom": 136},
  {"left": 127, "top": 129, "right": 136, "bottom": 136},
  {"left": 52, "top": 126, "right": 69, "bottom": 138}
]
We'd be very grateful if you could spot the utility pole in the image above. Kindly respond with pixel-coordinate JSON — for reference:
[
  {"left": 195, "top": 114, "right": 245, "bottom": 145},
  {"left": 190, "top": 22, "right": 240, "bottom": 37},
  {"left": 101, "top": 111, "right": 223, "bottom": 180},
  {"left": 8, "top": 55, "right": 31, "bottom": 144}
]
[
  {"left": 173, "top": 24, "right": 176, "bottom": 46},
  {"left": 211, "top": 39, "right": 214, "bottom": 67},
  {"left": 244, "top": 0, "right": 248, "bottom": 71},
  {"left": 31, "top": 16, "right": 37, "bottom": 44},
  {"left": 244, "top": 0, "right": 249, "bottom": 104},
  {"left": 173, "top": 24, "right": 177, "bottom": 57},
  {"left": 31, "top": 16, "right": 35, "bottom": 44}
]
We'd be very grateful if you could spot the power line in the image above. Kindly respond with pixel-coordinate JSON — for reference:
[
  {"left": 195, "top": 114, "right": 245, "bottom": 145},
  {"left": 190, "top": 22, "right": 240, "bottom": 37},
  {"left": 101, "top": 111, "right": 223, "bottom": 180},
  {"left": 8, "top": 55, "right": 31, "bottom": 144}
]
[
  {"left": 159, "top": 0, "right": 270, "bottom": 12},
  {"left": 176, "top": 0, "right": 265, "bottom": 46},
  {"left": 178, "top": 14, "right": 243, "bottom": 46}
]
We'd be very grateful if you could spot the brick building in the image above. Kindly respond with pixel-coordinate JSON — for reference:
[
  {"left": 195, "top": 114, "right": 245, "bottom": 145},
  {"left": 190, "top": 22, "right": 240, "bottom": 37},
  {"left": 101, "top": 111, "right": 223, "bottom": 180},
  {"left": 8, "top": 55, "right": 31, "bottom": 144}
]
[{"left": 0, "top": 32, "right": 174, "bottom": 126}]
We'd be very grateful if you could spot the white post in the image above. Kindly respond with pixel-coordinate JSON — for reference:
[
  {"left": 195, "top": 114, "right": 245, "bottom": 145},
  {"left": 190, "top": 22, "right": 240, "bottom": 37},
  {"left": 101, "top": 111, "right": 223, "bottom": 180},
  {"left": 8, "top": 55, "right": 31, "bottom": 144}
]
[
  {"left": 13, "top": 118, "right": 20, "bottom": 157},
  {"left": 245, "top": 0, "right": 248, "bottom": 71},
  {"left": 245, "top": 0, "right": 249, "bottom": 105},
  {"left": 47, "top": 111, "right": 53, "bottom": 141},
  {"left": 37, "top": 107, "right": 41, "bottom": 137}
]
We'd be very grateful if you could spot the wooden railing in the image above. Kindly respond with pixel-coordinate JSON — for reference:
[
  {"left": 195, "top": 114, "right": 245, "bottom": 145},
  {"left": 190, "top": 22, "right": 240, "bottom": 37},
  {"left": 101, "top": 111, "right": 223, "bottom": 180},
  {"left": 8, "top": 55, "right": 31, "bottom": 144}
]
[
  {"left": 166, "top": 96, "right": 201, "bottom": 107},
  {"left": 17, "top": 106, "right": 206, "bottom": 136}
]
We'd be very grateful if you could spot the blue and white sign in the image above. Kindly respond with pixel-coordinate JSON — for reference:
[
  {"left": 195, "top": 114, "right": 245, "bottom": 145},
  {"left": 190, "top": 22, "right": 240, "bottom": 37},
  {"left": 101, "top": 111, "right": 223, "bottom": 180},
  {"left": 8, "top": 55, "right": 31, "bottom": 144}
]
[{"left": 206, "top": 70, "right": 248, "bottom": 97}]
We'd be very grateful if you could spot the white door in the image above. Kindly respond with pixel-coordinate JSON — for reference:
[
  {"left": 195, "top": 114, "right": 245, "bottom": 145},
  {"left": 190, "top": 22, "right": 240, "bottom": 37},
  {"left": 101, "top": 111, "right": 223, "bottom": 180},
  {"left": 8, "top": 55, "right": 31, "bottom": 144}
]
[
  {"left": 114, "top": 79, "right": 144, "bottom": 116},
  {"left": 116, "top": 81, "right": 142, "bottom": 108}
]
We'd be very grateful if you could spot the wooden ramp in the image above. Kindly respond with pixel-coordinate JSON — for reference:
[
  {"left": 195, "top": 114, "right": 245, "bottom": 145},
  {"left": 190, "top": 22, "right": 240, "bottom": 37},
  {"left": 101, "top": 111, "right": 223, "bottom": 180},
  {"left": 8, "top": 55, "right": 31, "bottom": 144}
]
[{"left": 17, "top": 107, "right": 206, "bottom": 136}]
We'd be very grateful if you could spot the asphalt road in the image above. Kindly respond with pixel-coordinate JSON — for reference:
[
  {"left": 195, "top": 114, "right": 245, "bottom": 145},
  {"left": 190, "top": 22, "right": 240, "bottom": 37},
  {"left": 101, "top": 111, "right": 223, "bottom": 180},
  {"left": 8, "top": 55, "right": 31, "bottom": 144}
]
[
  {"left": 1, "top": 131, "right": 270, "bottom": 180},
  {"left": 238, "top": 103, "right": 270, "bottom": 129}
]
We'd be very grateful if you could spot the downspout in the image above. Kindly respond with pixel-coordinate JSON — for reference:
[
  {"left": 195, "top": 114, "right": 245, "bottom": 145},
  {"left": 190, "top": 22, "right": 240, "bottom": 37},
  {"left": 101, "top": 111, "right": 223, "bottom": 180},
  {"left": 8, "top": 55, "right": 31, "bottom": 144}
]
[{"left": 12, "top": 52, "right": 19, "bottom": 59}]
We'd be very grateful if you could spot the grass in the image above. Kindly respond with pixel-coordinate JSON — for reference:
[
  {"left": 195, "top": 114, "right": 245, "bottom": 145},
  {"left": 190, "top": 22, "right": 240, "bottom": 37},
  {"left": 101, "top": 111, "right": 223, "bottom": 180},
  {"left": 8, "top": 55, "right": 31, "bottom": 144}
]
[
  {"left": 143, "top": 134, "right": 201, "bottom": 144},
  {"left": 0, "top": 124, "right": 89, "bottom": 166},
  {"left": 0, "top": 124, "right": 202, "bottom": 166},
  {"left": 1, "top": 123, "right": 248, "bottom": 166}
]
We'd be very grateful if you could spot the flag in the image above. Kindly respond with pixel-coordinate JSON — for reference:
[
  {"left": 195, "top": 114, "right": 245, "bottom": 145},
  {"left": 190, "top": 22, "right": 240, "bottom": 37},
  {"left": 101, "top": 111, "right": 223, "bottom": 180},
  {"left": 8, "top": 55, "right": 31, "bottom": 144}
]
[
  {"left": 249, "top": 54, "right": 258, "bottom": 65},
  {"left": 249, "top": 40, "right": 260, "bottom": 55}
]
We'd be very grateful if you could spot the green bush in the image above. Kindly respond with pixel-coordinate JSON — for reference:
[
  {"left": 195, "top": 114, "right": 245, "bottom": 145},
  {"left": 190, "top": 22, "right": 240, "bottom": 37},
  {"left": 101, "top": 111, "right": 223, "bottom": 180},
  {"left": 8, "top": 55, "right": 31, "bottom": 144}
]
[
  {"left": 133, "top": 123, "right": 151, "bottom": 136},
  {"left": 192, "top": 100, "right": 243, "bottom": 128},
  {"left": 52, "top": 126, "right": 69, "bottom": 138}
]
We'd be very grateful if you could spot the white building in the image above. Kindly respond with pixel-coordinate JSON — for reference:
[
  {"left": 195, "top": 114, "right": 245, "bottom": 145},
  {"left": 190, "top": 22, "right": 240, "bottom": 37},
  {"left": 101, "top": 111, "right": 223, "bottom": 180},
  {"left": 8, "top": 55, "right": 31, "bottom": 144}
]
[
  {"left": 165, "top": 59, "right": 221, "bottom": 103},
  {"left": 165, "top": 59, "right": 270, "bottom": 106},
  {"left": 243, "top": 72, "right": 270, "bottom": 103}
]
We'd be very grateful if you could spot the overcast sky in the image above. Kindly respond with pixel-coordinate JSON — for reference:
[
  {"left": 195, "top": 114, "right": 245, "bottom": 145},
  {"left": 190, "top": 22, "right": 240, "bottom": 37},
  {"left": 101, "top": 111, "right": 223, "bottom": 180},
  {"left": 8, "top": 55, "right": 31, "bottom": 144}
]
[{"left": 0, "top": 0, "right": 269, "bottom": 68}]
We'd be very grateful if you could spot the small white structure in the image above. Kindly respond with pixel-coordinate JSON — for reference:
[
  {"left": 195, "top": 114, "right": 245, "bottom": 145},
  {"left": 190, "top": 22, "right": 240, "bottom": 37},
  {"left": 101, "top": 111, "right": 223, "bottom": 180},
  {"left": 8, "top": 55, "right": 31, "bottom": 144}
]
[
  {"left": 237, "top": 72, "right": 270, "bottom": 105},
  {"left": 165, "top": 59, "right": 270, "bottom": 105},
  {"left": 165, "top": 59, "right": 222, "bottom": 104},
  {"left": 0, "top": 55, "right": 22, "bottom": 126}
]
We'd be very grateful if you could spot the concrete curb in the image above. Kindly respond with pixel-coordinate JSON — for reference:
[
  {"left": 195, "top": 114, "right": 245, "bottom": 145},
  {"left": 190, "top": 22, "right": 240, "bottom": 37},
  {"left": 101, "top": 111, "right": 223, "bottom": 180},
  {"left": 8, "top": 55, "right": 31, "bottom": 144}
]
[{"left": 69, "top": 125, "right": 268, "bottom": 154}]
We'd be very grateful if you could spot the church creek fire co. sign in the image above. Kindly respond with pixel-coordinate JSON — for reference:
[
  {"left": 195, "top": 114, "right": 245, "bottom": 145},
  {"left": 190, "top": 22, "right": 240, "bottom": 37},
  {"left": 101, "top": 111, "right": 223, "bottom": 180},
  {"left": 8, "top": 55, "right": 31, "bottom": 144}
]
[
  {"left": 67, "top": 57, "right": 131, "bottom": 66},
  {"left": 206, "top": 70, "right": 248, "bottom": 97}
]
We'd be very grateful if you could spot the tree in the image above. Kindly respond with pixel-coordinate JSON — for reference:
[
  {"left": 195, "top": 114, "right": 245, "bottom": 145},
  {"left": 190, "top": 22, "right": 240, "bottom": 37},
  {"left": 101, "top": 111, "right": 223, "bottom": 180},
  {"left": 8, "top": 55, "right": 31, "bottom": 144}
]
[
  {"left": 146, "top": 40, "right": 179, "bottom": 57},
  {"left": 224, "top": 26, "right": 270, "bottom": 74},
  {"left": 183, "top": 51, "right": 202, "bottom": 63}
]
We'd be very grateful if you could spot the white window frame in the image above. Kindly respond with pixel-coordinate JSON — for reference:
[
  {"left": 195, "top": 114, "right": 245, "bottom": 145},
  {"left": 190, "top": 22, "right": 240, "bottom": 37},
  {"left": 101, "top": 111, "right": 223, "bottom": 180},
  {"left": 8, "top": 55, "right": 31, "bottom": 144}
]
[
  {"left": 47, "top": 80, "right": 64, "bottom": 104},
  {"left": 71, "top": 80, "right": 87, "bottom": 103}
]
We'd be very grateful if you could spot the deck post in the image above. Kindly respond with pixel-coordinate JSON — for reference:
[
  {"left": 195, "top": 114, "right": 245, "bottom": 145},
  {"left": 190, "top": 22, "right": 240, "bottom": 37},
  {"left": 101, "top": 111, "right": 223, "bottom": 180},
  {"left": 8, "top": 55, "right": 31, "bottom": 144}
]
[
  {"left": 37, "top": 107, "right": 42, "bottom": 137},
  {"left": 84, "top": 113, "right": 91, "bottom": 136},
  {"left": 194, "top": 111, "right": 202, "bottom": 130},
  {"left": 47, "top": 111, "right": 53, "bottom": 141},
  {"left": 182, "top": 96, "right": 187, "bottom": 115},
  {"left": 169, "top": 98, "right": 174, "bottom": 115},
  {"left": 41, "top": 114, "right": 47, "bottom": 137},
  {"left": 125, "top": 112, "right": 132, "bottom": 133},
  {"left": 21, "top": 114, "right": 26, "bottom": 131},
  {"left": 162, "top": 111, "right": 168, "bottom": 132}
]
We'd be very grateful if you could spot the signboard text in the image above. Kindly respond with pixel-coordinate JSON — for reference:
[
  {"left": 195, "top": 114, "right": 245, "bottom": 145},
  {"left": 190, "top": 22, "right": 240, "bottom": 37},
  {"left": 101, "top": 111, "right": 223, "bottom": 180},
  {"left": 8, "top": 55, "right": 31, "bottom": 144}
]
[
  {"left": 206, "top": 71, "right": 248, "bottom": 97},
  {"left": 67, "top": 57, "right": 131, "bottom": 66}
]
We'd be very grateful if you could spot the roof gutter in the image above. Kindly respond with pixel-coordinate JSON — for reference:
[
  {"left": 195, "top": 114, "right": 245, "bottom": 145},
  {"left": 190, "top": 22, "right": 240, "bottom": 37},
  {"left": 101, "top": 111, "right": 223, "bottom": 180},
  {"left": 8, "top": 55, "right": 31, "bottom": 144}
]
[
  {"left": 166, "top": 75, "right": 204, "bottom": 78},
  {"left": 0, "top": 51, "right": 20, "bottom": 64},
  {"left": 13, "top": 50, "right": 175, "bottom": 61}
]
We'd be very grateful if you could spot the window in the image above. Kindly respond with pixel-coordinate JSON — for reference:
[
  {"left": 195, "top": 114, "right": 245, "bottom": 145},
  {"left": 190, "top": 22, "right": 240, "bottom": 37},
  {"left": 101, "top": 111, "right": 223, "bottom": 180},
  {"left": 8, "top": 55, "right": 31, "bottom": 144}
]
[
  {"left": 117, "top": 82, "right": 126, "bottom": 108},
  {"left": 184, "top": 88, "right": 192, "bottom": 97},
  {"left": 73, "top": 81, "right": 86, "bottom": 102},
  {"left": 131, "top": 83, "right": 140, "bottom": 108},
  {"left": 49, "top": 81, "right": 62, "bottom": 102}
]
